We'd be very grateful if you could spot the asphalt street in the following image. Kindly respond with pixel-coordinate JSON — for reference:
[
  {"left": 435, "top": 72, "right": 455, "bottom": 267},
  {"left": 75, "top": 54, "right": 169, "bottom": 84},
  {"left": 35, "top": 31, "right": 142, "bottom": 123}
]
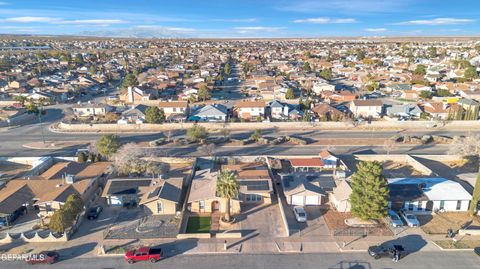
[{"left": 2, "top": 251, "right": 479, "bottom": 269}]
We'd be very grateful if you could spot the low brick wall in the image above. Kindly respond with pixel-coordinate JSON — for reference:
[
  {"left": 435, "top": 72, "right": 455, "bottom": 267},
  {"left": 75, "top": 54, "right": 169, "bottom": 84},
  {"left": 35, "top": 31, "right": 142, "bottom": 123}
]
[
  {"left": 176, "top": 233, "right": 211, "bottom": 239},
  {"left": 215, "top": 232, "right": 242, "bottom": 239},
  {"left": 55, "top": 120, "right": 480, "bottom": 133},
  {"left": 0, "top": 231, "right": 68, "bottom": 244}
]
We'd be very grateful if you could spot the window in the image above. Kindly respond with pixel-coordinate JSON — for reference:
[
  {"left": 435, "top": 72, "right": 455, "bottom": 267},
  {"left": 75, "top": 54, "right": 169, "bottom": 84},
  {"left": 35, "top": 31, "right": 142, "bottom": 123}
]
[
  {"left": 199, "top": 200, "right": 205, "bottom": 210},
  {"left": 439, "top": 200, "right": 445, "bottom": 210},
  {"left": 456, "top": 200, "right": 462, "bottom": 210},
  {"left": 246, "top": 194, "right": 261, "bottom": 202},
  {"left": 173, "top": 108, "right": 177, "bottom": 112},
  {"left": 408, "top": 202, "right": 415, "bottom": 211},
  {"left": 157, "top": 202, "right": 163, "bottom": 213}
]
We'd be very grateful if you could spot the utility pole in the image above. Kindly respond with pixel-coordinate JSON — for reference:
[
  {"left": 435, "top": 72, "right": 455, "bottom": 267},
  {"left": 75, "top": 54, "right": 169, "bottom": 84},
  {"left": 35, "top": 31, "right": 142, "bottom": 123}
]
[{"left": 38, "top": 105, "right": 46, "bottom": 145}]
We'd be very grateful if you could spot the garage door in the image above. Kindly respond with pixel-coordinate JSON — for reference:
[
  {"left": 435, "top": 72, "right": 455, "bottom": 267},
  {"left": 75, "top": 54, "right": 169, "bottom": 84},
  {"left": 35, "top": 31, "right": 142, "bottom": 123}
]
[
  {"left": 291, "top": 195, "right": 304, "bottom": 206},
  {"left": 305, "top": 196, "right": 319, "bottom": 205}
]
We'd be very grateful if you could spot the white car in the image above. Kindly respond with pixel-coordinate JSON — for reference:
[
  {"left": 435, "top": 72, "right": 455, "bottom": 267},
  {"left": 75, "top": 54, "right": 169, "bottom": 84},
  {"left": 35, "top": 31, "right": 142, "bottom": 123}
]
[
  {"left": 399, "top": 210, "right": 420, "bottom": 227},
  {"left": 293, "top": 206, "right": 307, "bottom": 222}
]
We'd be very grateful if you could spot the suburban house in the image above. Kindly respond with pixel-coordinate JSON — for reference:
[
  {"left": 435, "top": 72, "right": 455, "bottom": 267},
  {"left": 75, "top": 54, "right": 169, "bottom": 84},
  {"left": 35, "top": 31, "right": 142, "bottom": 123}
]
[
  {"left": 388, "top": 177, "right": 472, "bottom": 212},
  {"left": 101, "top": 178, "right": 150, "bottom": 206},
  {"left": 319, "top": 150, "right": 339, "bottom": 169},
  {"left": 158, "top": 101, "right": 189, "bottom": 121},
  {"left": 422, "top": 102, "right": 457, "bottom": 119},
  {"left": 323, "top": 90, "right": 358, "bottom": 103},
  {"left": 312, "top": 103, "right": 346, "bottom": 121},
  {"left": 0, "top": 161, "right": 111, "bottom": 221},
  {"left": 268, "top": 100, "right": 289, "bottom": 120},
  {"left": 349, "top": 99, "right": 383, "bottom": 118},
  {"left": 312, "top": 81, "right": 335, "bottom": 95},
  {"left": 190, "top": 104, "right": 228, "bottom": 122},
  {"left": 289, "top": 158, "right": 326, "bottom": 172},
  {"left": 234, "top": 100, "right": 266, "bottom": 121},
  {"left": 187, "top": 169, "right": 241, "bottom": 214},
  {"left": 72, "top": 102, "right": 113, "bottom": 117},
  {"left": 401, "top": 90, "right": 420, "bottom": 100},
  {"left": 385, "top": 104, "right": 423, "bottom": 118},
  {"left": 329, "top": 180, "right": 352, "bottom": 212},
  {"left": 139, "top": 177, "right": 184, "bottom": 215},
  {"left": 222, "top": 162, "right": 273, "bottom": 204},
  {"left": 118, "top": 104, "right": 149, "bottom": 124},
  {"left": 280, "top": 173, "right": 326, "bottom": 206},
  {"left": 120, "top": 86, "right": 153, "bottom": 103}
]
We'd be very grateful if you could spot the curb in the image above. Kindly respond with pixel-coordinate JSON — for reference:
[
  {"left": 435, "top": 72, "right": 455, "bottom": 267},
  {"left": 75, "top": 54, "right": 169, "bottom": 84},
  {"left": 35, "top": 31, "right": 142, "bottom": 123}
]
[{"left": 430, "top": 240, "right": 475, "bottom": 251}]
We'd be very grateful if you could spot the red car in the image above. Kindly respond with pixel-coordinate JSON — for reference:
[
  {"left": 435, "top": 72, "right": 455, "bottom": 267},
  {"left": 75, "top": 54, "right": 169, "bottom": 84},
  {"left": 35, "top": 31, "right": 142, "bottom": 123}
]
[
  {"left": 26, "top": 251, "right": 59, "bottom": 265},
  {"left": 124, "top": 247, "right": 163, "bottom": 264}
]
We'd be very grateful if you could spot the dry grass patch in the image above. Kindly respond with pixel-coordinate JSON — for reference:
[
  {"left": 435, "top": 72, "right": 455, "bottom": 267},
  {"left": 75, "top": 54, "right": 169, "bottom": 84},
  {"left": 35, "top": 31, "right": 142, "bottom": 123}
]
[
  {"left": 434, "top": 240, "right": 480, "bottom": 249},
  {"left": 418, "top": 213, "right": 480, "bottom": 234}
]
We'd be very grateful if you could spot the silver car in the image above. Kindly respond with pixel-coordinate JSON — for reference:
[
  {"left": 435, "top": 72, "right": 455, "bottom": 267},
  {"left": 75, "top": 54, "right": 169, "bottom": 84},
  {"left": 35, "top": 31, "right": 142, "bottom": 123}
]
[
  {"left": 399, "top": 210, "right": 420, "bottom": 227},
  {"left": 387, "top": 210, "right": 403, "bottom": 227},
  {"left": 293, "top": 206, "right": 307, "bottom": 222}
]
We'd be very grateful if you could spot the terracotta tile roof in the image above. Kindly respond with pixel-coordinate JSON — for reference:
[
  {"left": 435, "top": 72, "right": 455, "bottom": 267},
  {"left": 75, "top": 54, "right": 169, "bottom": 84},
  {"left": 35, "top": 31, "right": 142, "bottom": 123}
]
[
  {"left": 158, "top": 101, "right": 188, "bottom": 108},
  {"left": 351, "top": 99, "right": 383, "bottom": 106},
  {"left": 235, "top": 100, "right": 266, "bottom": 108},
  {"left": 289, "top": 158, "right": 325, "bottom": 167}
]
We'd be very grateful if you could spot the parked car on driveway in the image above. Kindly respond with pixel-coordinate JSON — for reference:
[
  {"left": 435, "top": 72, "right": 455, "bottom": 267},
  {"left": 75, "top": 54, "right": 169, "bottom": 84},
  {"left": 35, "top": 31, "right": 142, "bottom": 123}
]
[
  {"left": 124, "top": 247, "right": 163, "bottom": 264},
  {"left": 26, "top": 251, "right": 59, "bottom": 265},
  {"left": 293, "top": 206, "right": 307, "bottom": 222},
  {"left": 87, "top": 205, "right": 103, "bottom": 220},
  {"left": 399, "top": 210, "right": 420, "bottom": 227},
  {"left": 386, "top": 210, "right": 403, "bottom": 227},
  {"left": 368, "top": 244, "right": 404, "bottom": 261}
]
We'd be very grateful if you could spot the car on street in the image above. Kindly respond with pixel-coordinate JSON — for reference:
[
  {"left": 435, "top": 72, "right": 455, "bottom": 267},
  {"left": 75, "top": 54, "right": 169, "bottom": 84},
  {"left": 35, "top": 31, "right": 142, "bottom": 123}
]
[
  {"left": 124, "top": 247, "right": 163, "bottom": 264},
  {"left": 87, "top": 205, "right": 103, "bottom": 220},
  {"left": 26, "top": 251, "right": 60, "bottom": 265},
  {"left": 386, "top": 210, "right": 403, "bottom": 227},
  {"left": 474, "top": 247, "right": 480, "bottom": 256},
  {"left": 399, "top": 210, "right": 420, "bottom": 227},
  {"left": 368, "top": 244, "right": 404, "bottom": 261},
  {"left": 293, "top": 206, "right": 307, "bottom": 222}
]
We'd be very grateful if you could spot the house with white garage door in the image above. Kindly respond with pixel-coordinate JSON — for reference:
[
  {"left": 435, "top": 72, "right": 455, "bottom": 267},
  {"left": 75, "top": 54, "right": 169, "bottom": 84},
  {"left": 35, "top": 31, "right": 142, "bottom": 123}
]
[
  {"left": 388, "top": 177, "right": 472, "bottom": 213},
  {"left": 281, "top": 174, "right": 326, "bottom": 206}
]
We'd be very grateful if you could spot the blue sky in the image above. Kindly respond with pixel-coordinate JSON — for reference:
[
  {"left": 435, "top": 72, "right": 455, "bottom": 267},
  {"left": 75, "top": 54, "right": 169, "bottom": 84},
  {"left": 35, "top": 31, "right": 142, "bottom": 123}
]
[{"left": 0, "top": 0, "right": 479, "bottom": 37}]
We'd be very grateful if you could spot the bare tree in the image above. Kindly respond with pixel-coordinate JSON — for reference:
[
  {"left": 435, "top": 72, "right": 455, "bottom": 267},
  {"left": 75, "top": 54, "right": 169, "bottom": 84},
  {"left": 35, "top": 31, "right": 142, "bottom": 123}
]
[
  {"left": 112, "top": 143, "right": 151, "bottom": 176},
  {"left": 166, "top": 130, "right": 174, "bottom": 142},
  {"left": 219, "top": 125, "right": 231, "bottom": 142},
  {"left": 198, "top": 143, "right": 217, "bottom": 157},
  {"left": 383, "top": 139, "right": 398, "bottom": 155}
]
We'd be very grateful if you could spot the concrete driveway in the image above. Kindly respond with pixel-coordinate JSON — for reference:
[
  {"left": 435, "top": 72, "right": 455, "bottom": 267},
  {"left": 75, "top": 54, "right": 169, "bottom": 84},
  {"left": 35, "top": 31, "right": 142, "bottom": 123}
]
[
  {"left": 285, "top": 205, "right": 331, "bottom": 237},
  {"left": 237, "top": 198, "right": 287, "bottom": 238}
]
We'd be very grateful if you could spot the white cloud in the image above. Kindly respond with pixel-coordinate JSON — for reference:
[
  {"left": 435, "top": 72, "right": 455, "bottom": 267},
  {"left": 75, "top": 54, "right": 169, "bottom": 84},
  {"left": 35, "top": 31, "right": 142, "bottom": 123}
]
[
  {"left": 364, "top": 28, "right": 387, "bottom": 32},
  {"left": 394, "top": 18, "right": 474, "bottom": 26},
  {"left": 59, "top": 19, "right": 126, "bottom": 25},
  {"left": 293, "top": 17, "right": 357, "bottom": 24},
  {"left": 1, "top": 17, "right": 127, "bottom": 26},
  {"left": 2, "top": 16, "right": 60, "bottom": 23},
  {"left": 233, "top": 26, "right": 285, "bottom": 32},
  {"left": 279, "top": 0, "right": 409, "bottom": 14}
]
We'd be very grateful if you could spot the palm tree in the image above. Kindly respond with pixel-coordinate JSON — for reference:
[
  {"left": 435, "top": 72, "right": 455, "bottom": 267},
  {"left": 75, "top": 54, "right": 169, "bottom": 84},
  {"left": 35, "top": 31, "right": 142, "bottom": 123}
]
[{"left": 216, "top": 170, "right": 239, "bottom": 222}]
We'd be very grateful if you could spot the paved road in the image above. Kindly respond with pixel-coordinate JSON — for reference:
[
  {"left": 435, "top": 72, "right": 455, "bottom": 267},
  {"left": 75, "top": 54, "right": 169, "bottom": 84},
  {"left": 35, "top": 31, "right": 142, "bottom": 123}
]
[
  {"left": 0, "top": 103, "right": 476, "bottom": 157},
  {"left": 2, "top": 251, "right": 479, "bottom": 269}
]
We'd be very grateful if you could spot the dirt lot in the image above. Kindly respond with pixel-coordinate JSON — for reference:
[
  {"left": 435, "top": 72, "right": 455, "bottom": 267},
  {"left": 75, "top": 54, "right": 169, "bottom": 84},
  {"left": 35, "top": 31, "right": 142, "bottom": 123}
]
[
  {"left": 324, "top": 209, "right": 393, "bottom": 236},
  {"left": 434, "top": 240, "right": 480, "bottom": 249},
  {"left": 418, "top": 213, "right": 480, "bottom": 235},
  {"left": 381, "top": 160, "right": 424, "bottom": 178}
]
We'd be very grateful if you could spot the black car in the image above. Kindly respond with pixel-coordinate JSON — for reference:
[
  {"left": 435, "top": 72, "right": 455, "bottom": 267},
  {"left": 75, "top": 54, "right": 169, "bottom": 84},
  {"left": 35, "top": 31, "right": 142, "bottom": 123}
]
[
  {"left": 87, "top": 206, "right": 103, "bottom": 220},
  {"left": 474, "top": 247, "right": 480, "bottom": 256},
  {"left": 368, "top": 244, "right": 404, "bottom": 261}
]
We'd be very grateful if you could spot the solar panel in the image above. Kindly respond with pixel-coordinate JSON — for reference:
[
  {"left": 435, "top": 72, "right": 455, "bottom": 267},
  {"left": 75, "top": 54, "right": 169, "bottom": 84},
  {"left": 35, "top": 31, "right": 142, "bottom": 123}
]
[{"left": 240, "top": 180, "right": 270, "bottom": 191}]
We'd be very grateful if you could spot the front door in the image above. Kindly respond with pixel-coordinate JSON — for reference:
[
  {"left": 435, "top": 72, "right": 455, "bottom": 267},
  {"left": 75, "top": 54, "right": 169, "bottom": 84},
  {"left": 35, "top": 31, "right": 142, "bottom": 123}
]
[{"left": 211, "top": 201, "right": 220, "bottom": 212}]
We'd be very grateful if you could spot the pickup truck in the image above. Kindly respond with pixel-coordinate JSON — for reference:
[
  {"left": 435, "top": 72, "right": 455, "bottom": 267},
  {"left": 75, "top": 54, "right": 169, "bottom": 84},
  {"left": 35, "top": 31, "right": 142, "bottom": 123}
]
[{"left": 124, "top": 247, "right": 163, "bottom": 264}]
